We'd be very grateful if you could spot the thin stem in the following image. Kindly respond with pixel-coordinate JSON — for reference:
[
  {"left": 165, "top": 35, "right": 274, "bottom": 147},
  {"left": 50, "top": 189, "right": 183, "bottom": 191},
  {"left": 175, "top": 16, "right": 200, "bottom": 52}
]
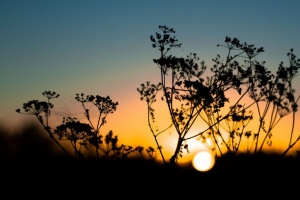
[
  {"left": 46, "top": 98, "right": 50, "bottom": 127},
  {"left": 289, "top": 111, "right": 296, "bottom": 146},
  {"left": 37, "top": 115, "right": 72, "bottom": 158},
  {"left": 147, "top": 104, "right": 166, "bottom": 163},
  {"left": 281, "top": 136, "right": 300, "bottom": 157},
  {"left": 258, "top": 102, "right": 276, "bottom": 152},
  {"left": 155, "top": 124, "right": 173, "bottom": 137},
  {"left": 281, "top": 109, "right": 297, "bottom": 157},
  {"left": 254, "top": 100, "right": 271, "bottom": 153}
]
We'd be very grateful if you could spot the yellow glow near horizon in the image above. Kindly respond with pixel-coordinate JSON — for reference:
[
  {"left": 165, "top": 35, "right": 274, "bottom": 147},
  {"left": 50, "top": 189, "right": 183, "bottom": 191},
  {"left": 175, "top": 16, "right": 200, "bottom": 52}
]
[{"left": 192, "top": 151, "right": 215, "bottom": 171}]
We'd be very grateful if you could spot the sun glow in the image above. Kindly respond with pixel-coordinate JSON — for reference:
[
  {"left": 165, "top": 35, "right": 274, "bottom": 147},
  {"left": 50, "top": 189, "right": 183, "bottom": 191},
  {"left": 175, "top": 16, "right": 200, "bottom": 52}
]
[{"left": 192, "top": 151, "right": 215, "bottom": 171}]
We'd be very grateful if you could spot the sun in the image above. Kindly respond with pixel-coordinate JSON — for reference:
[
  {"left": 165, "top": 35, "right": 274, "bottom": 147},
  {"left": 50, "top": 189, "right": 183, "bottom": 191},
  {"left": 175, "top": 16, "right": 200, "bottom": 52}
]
[{"left": 192, "top": 151, "right": 215, "bottom": 172}]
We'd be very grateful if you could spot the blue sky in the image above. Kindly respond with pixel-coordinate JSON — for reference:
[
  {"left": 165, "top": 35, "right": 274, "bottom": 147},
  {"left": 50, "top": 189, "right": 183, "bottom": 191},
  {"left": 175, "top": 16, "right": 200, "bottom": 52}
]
[{"left": 1, "top": 0, "right": 300, "bottom": 154}]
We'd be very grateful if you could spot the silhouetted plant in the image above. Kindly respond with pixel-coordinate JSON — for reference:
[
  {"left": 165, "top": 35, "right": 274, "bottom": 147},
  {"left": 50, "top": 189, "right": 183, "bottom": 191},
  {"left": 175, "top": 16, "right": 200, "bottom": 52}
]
[
  {"left": 42, "top": 91, "right": 60, "bottom": 127},
  {"left": 138, "top": 26, "right": 300, "bottom": 163},
  {"left": 54, "top": 117, "right": 92, "bottom": 160},
  {"left": 75, "top": 93, "right": 119, "bottom": 159},
  {"left": 220, "top": 105, "right": 253, "bottom": 154},
  {"left": 16, "top": 91, "right": 71, "bottom": 157},
  {"left": 137, "top": 81, "right": 173, "bottom": 163},
  {"left": 16, "top": 91, "right": 141, "bottom": 160},
  {"left": 98, "top": 130, "right": 132, "bottom": 159},
  {"left": 128, "top": 146, "right": 158, "bottom": 162}
]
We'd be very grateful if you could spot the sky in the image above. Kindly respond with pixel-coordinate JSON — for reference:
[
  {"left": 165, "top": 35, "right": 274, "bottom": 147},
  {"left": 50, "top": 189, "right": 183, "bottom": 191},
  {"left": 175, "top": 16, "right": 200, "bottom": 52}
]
[{"left": 1, "top": 0, "right": 300, "bottom": 162}]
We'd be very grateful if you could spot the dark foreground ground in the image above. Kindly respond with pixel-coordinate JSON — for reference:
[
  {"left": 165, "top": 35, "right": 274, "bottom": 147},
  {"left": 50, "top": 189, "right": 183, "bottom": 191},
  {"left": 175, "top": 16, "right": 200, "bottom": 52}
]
[
  {"left": 1, "top": 123, "right": 300, "bottom": 199},
  {"left": 1, "top": 153, "right": 300, "bottom": 199}
]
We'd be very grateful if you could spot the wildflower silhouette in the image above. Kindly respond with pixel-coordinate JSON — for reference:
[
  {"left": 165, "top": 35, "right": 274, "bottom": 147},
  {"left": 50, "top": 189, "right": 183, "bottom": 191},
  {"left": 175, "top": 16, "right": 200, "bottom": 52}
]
[
  {"left": 54, "top": 117, "right": 92, "bottom": 160},
  {"left": 75, "top": 93, "right": 119, "bottom": 159},
  {"left": 137, "top": 81, "right": 172, "bottom": 163},
  {"left": 17, "top": 91, "right": 156, "bottom": 161},
  {"left": 138, "top": 26, "right": 300, "bottom": 163},
  {"left": 16, "top": 92, "right": 70, "bottom": 157}
]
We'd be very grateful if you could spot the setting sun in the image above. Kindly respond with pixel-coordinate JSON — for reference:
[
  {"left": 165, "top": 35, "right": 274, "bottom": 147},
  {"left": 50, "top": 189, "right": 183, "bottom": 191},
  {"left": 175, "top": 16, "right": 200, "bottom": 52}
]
[{"left": 192, "top": 151, "right": 215, "bottom": 171}]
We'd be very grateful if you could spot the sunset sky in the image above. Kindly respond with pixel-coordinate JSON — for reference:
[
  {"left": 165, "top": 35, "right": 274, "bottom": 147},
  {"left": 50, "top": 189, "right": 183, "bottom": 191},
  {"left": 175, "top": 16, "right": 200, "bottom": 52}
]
[{"left": 1, "top": 0, "right": 300, "bottom": 162}]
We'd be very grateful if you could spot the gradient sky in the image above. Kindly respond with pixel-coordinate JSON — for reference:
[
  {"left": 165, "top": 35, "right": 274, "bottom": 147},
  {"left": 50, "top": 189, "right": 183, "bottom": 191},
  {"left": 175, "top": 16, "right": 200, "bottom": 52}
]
[{"left": 1, "top": 0, "right": 300, "bottom": 161}]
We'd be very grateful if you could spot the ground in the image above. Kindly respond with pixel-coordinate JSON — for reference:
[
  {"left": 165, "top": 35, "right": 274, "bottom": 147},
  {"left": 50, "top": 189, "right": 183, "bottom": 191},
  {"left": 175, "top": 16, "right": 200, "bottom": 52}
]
[{"left": 1, "top": 153, "right": 299, "bottom": 199}]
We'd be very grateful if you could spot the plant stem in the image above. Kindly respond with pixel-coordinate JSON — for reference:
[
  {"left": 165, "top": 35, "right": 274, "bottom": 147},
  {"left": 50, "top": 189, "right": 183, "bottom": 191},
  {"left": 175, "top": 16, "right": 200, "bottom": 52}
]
[
  {"left": 38, "top": 117, "right": 72, "bottom": 158},
  {"left": 146, "top": 101, "right": 166, "bottom": 163}
]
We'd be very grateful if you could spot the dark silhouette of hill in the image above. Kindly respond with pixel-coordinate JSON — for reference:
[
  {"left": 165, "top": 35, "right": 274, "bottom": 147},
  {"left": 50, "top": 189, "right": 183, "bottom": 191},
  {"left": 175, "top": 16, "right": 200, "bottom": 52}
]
[{"left": 0, "top": 120, "right": 61, "bottom": 161}]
